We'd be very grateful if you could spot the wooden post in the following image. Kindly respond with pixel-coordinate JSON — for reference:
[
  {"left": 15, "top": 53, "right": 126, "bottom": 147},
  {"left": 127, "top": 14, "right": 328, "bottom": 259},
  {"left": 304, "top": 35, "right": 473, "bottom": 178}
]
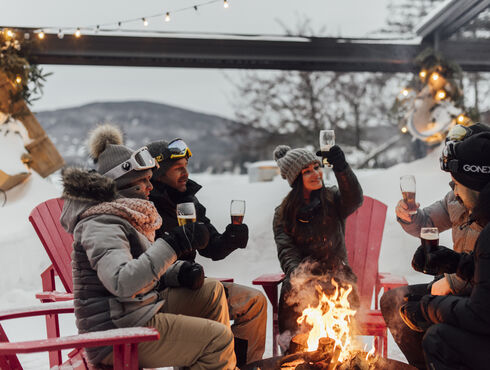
[{"left": 0, "top": 70, "right": 64, "bottom": 177}]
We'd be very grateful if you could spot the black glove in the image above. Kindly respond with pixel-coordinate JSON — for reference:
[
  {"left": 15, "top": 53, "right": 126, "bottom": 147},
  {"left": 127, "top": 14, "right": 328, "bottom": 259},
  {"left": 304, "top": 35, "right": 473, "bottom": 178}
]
[
  {"left": 412, "top": 244, "right": 460, "bottom": 275},
  {"left": 177, "top": 261, "right": 205, "bottom": 290},
  {"left": 316, "top": 145, "right": 347, "bottom": 172},
  {"left": 224, "top": 223, "right": 249, "bottom": 249},
  {"left": 166, "top": 222, "right": 210, "bottom": 258},
  {"left": 399, "top": 295, "right": 430, "bottom": 332},
  {"left": 457, "top": 252, "right": 475, "bottom": 282}
]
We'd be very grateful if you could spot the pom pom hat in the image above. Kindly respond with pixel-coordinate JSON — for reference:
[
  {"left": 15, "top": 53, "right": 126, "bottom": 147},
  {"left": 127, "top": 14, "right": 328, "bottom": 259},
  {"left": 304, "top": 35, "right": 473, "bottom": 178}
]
[
  {"left": 88, "top": 124, "right": 154, "bottom": 189},
  {"left": 273, "top": 145, "right": 320, "bottom": 186}
]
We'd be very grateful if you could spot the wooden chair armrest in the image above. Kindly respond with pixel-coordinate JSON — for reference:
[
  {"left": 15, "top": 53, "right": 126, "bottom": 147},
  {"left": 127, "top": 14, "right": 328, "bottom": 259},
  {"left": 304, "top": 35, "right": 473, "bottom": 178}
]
[
  {"left": 377, "top": 272, "right": 408, "bottom": 290},
  {"left": 215, "top": 278, "right": 234, "bottom": 283},
  {"left": 36, "top": 291, "right": 74, "bottom": 302},
  {"left": 0, "top": 301, "right": 74, "bottom": 321},
  {"left": 252, "top": 273, "right": 285, "bottom": 286},
  {"left": 0, "top": 327, "right": 159, "bottom": 355}
]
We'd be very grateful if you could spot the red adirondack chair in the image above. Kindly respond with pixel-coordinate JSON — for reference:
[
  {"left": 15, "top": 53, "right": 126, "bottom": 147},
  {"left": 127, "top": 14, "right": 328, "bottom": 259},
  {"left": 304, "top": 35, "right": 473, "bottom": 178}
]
[
  {"left": 0, "top": 301, "right": 159, "bottom": 370},
  {"left": 252, "top": 196, "right": 408, "bottom": 357},
  {"left": 28, "top": 197, "right": 234, "bottom": 368}
]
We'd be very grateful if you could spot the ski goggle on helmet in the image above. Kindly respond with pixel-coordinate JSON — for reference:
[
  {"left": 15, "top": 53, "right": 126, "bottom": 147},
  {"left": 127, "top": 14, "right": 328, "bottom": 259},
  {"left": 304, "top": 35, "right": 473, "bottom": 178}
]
[
  {"left": 445, "top": 124, "right": 474, "bottom": 143},
  {"left": 154, "top": 138, "right": 192, "bottom": 163},
  {"left": 104, "top": 146, "right": 155, "bottom": 180}
]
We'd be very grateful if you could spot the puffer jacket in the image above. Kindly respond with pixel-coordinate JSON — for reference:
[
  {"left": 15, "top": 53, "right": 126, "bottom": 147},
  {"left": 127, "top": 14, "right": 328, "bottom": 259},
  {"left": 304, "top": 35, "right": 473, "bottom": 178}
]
[
  {"left": 398, "top": 190, "right": 482, "bottom": 295},
  {"left": 150, "top": 179, "right": 246, "bottom": 262},
  {"left": 60, "top": 168, "right": 178, "bottom": 364},
  {"left": 273, "top": 166, "right": 363, "bottom": 277},
  {"left": 421, "top": 223, "right": 490, "bottom": 335}
]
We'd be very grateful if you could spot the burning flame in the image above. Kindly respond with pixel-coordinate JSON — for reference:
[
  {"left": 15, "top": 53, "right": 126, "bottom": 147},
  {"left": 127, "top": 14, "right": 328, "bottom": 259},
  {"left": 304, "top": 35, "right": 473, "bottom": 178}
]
[{"left": 296, "top": 279, "right": 357, "bottom": 362}]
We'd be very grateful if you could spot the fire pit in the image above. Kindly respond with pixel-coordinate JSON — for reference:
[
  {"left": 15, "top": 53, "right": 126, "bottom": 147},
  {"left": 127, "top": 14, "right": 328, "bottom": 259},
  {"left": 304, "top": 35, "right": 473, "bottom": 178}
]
[{"left": 243, "top": 355, "right": 417, "bottom": 370}]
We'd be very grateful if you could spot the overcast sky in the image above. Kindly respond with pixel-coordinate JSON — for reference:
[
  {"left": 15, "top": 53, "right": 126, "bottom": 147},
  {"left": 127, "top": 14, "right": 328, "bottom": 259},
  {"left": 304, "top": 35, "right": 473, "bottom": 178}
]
[{"left": 2, "top": 0, "right": 392, "bottom": 118}]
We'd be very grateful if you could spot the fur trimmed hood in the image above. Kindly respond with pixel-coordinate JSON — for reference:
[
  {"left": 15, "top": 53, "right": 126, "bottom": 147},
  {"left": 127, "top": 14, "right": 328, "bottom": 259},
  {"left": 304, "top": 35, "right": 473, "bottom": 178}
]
[{"left": 60, "top": 167, "right": 117, "bottom": 233}]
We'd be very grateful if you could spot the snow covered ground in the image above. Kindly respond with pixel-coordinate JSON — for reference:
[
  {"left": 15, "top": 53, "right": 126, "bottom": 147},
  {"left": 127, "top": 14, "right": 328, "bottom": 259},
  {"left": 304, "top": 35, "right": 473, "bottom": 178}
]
[{"left": 0, "top": 128, "right": 453, "bottom": 368}]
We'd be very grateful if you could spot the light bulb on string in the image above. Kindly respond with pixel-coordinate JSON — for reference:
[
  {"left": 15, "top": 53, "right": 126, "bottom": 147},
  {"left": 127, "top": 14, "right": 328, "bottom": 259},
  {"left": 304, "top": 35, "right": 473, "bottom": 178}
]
[
  {"left": 419, "top": 70, "right": 427, "bottom": 80},
  {"left": 142, "top": 18, "right": 148, "bottom": 26},
  {"left": 38, "top": 30, "right": 45, "bottom": 40},
  {"left": 457, "top": 114, "right": 467, "bottom": 124},
  {"left": 224, "top": 0, "right": 229, "bottom": 8},
  {"left": 401, "top": 88, "right": 409, "bottom": 97},
  {"left": 57, "top": 29, "right": 64, "bottom": 39},
  {"left": 165, "top": 12, "right": 171, "bottom": 22},
  {"left": 6, "top": 29, "right": 14, "bottom": 38},
  {"left": 435, "top": 89, "right": 446, "bottom": 101},
  {"left": 431, "top": 72, "right": 440, "bottom": 82},
  {"left": 75, "top": 28, "right": 81, "bottom": 38},
  {"left": 401, "top": 126, "right": 408, "bottom": 134},
  {"left": 15, "top": 75, "right": 22, "bottom": 84}
]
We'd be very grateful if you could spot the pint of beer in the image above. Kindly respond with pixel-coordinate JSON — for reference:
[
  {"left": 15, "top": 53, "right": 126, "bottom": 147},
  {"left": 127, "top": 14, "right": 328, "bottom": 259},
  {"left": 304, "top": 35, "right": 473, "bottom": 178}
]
[
  {"left": 400, "top": 175, "right": 417, "bottom": 214},
  {"left": 230, "top": 200, "right": 246, "bottom": 225},
  {"left": 420, "top": 227, "right": 439, "bottom": 273},
  {"left": 176, "top": 202, "right": 196, "bottom": 226}
]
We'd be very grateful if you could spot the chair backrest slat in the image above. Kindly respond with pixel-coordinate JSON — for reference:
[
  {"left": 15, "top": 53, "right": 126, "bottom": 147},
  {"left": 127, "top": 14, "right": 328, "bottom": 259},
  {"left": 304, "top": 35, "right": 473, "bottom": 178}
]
[
  {"left": 29, "top": 198, "right": 74, "bottom": 293},
  {"left": 345, "top": 196, "right": 387, "bottom": 309}
]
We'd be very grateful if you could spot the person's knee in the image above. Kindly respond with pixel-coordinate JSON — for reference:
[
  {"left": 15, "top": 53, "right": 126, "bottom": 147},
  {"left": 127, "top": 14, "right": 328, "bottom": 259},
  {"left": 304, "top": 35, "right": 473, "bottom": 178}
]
[
  {"left": 254, "top": 291, "right": 267, "bottom": 312},
  {"left": 380, "top": 287, "right": 407, "bottom": 315}
]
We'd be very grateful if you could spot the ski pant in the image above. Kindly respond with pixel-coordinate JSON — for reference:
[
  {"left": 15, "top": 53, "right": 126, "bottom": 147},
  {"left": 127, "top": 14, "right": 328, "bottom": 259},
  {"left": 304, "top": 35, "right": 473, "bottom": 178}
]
[
  {"left": 423, "top": 323, "right": 490, "bottom": 370},
  {"left": 222, "top": 282, "right": 267, "bottom": 364},
  {"left": 101, "top": 278, "right": 236, "bottom": 369},
  {"left": 380, "top": 283, "right": 428, "bottom": 369}
]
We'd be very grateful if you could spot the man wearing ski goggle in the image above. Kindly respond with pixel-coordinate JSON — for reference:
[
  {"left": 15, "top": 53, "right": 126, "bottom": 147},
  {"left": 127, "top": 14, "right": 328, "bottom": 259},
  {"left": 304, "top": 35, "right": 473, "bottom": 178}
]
[
  {"left": 146, "top": 137, "right": 266, "bottom": 365},
  {"left": 104, "top": 146, "right": 155, "bottom": 180}
]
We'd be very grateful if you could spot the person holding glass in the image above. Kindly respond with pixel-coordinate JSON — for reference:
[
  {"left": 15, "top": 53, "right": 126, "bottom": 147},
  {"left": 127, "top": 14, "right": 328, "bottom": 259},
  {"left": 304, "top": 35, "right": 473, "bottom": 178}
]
[
  {"left": 146, "top": 138, "right": 267, "bottom": 366},
  {"left": 380, "top": 123, "right": 490, "bottom": 369},
  {"left": 272, "top": 142, "right": 363, "bottom": 350}
]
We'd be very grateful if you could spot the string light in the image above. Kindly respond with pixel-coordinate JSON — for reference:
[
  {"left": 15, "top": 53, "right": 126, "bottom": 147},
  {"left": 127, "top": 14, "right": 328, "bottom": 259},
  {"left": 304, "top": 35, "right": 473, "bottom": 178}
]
[
  {"left": 29, "top": 0, "right": 231, "bottom": 39},
  {"left": 436, "top": 89, "right": 446, "bottom": 100},
  {"left": 6, "top": 29, "right": 14, "bottom": 38},
  {"left": 431, "top": 72, "right": 440, "bottom": 81},
  {"left": 457, "top": 114, "right": 466, "bottom": 123},
  {"left": 401, "top": 88, "right": 409, "bottom": 97},
  {"left": 401, "top": 126, "right": 408, "bottom": 134},
  {"left": 419, "top": 70, "right": 427, "bottom": 79},
  {"left": 15, "top": 75, "right": 22, "bottom": 84}
]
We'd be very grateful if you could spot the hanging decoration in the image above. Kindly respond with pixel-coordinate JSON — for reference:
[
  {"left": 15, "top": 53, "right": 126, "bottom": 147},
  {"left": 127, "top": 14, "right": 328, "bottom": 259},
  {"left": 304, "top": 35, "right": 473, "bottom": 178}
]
[
  {"left": 392, "top": 48, "right": 474, "bottom": 144},
  {"left": 0, "top": 28, "right": 50, "bottom": 112}
]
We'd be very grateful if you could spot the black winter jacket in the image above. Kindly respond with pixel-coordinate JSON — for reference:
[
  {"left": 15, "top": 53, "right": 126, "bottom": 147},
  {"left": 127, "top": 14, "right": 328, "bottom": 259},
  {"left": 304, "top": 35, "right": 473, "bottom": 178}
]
[
  {"left": 421, "top": 223, "right": 490, "bottom": 335},
  {"left": 273, "top": 166, "right": 363, "bottom": 277},
  {"left": 150, "top": 179, "right": 247, "bottom": 262}
]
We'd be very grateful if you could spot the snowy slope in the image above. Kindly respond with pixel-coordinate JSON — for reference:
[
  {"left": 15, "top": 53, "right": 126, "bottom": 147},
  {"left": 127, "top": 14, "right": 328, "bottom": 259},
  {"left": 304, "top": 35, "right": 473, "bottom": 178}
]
[{"left": 0, "top": 130, "right": 451, "bottom": 368}]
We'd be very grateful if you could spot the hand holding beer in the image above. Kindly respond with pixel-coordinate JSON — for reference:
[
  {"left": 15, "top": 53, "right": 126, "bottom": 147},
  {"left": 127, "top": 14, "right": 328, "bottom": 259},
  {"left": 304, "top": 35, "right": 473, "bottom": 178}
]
[
  {"left": 420, "top": 227, "right": 439, "bottom": 274},
  {"left": 398, "top": 175, "right": 419, "bottom": 221},
  {"left": 319, "top": 130, "right": 335, "bottom": 167},
  {"left": 230, "top": 200, "right": 246, "bottom": 225},
  {"left": 176, "top": 202, "right": 196, "bottom": 226}
]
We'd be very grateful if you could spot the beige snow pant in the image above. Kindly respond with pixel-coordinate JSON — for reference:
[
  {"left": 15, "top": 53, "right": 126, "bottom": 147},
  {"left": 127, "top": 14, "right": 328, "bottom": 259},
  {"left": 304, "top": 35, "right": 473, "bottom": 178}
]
[
  {"left": 101, "top": 278, "right": 236, "bottom": 369},
  {"left": 222, "top": 282, "right": 267, "bottom": 363}
]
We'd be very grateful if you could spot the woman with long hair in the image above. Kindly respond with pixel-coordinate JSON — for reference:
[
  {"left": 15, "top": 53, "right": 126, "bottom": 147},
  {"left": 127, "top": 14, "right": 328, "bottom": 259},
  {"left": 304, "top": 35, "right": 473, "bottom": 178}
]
[{"left": 272, "top": 144, "right": 363, "bottom": 349}]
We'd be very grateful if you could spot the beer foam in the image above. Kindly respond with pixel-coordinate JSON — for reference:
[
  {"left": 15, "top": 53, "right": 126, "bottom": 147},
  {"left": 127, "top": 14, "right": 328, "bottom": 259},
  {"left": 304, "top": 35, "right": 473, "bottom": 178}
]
[{"left": 420, "top": 233, "right": 438, "bottom": 240}]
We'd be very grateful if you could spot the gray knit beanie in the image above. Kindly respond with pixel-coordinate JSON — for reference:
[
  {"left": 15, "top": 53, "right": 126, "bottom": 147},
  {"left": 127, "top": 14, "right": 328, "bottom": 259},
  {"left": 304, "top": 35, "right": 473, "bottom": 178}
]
[
  {"left": 88, "top": 124, "right": 153, "bottom": 189},
  {"left": 273, "top": 145, "right": 320, "bottom": 186}
]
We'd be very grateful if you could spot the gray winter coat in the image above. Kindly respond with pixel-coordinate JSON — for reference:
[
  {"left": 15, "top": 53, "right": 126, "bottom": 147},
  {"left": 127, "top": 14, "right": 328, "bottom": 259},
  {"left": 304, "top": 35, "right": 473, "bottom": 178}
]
[
  {"left": 60, "top": 168, "right": 178, "bottom": 364},
  {"left": 398, "top": 190, "right": 482, "bottom": 295}
]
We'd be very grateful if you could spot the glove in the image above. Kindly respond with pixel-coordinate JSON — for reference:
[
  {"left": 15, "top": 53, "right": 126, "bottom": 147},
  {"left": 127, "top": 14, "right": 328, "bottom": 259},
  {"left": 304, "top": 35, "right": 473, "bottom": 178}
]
[
  {"left": 412, "top": 244, "right": 460, "bottom": 275},
  {"left": 399, "top": 295, "right": 430, "bottom": 332},
  {"left": 457, "top": 252, "right": 475, "bottom": 282},
  {"left": 166, "top": 222, "right": 210, "bottom": 258},
  {"left": 177, "top": 261, "right": 205, "bottom": 290},
  {"left": 224, "top": 223, "right": 249, "bottom": 249},
  {"left": 316, "top": 145, "right": 347, "bottom": 172}
]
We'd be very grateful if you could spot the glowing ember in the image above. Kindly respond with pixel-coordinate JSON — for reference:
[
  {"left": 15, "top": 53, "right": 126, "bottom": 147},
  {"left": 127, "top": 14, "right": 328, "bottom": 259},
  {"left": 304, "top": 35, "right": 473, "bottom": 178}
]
[{"left": 296, "top": 279, "right": 357, "bottom": 362}]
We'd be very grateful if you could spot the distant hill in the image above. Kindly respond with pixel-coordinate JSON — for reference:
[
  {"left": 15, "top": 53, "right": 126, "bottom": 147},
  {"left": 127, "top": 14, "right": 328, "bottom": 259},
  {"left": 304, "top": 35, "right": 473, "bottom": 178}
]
[
  {"left": 36, "top": 101, "right": 239, "bottom": 173},
  {"left": 35, "top": 100, "right": 405, "bottom": 172}
]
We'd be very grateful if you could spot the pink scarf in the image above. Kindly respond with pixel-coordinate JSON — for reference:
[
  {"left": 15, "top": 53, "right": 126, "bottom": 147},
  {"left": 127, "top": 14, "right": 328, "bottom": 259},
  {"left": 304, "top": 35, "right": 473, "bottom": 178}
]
[{"left": 81, "top": 198, "right": 162, "bottom": 242}]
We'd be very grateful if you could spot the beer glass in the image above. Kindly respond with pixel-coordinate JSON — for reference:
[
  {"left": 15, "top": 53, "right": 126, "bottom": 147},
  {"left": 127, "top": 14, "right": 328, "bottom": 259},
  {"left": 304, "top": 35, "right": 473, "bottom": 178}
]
[
  {"left": 319, "top": 130, "right": 335, "bottom": 167},
  {"left": 176, "top": 202, "right": 196, "bottom": 226},
  {"left": 400, "top": 175, "right": 417, "bottom": 214},
  {"left": 230, "top": 200, "right": 246, "bottom": 225},
  {"left": 420, "top": 227, "right": 439, "bottom": 273}
]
